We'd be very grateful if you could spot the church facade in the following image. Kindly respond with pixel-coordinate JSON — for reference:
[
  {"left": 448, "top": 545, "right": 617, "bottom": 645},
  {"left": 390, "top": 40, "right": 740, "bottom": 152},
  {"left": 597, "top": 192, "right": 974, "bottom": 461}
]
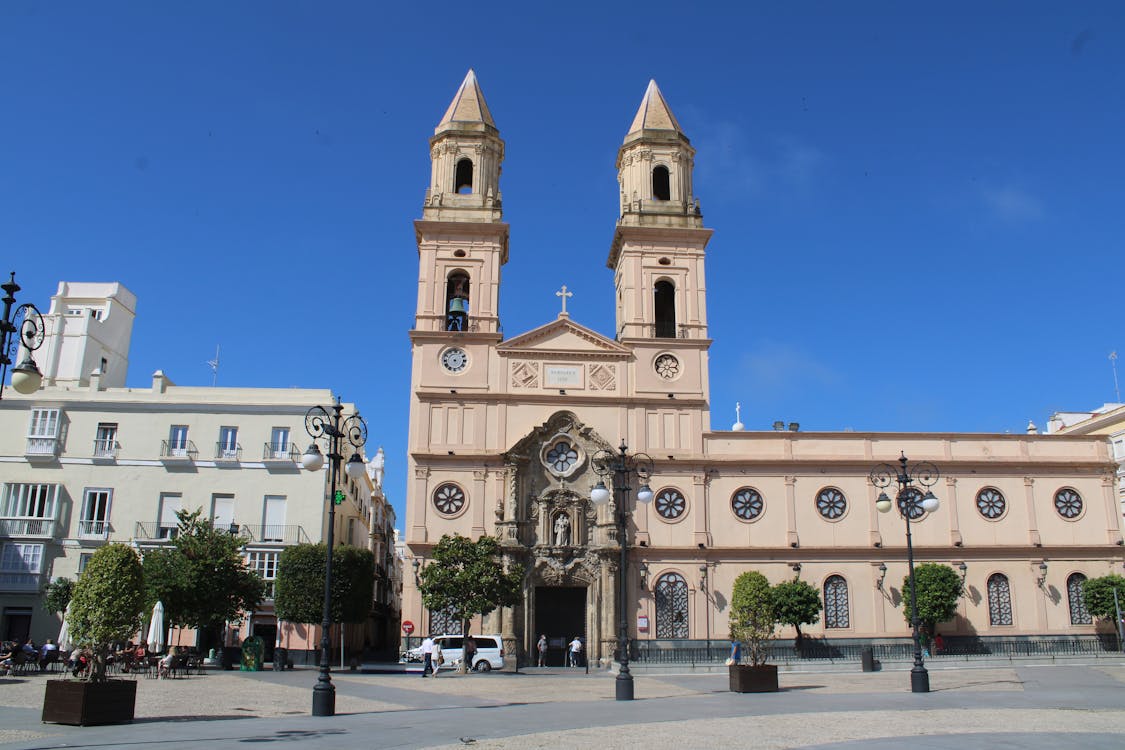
[{"left": 402, "top": 72, "right": 1123, "bottom": 664}]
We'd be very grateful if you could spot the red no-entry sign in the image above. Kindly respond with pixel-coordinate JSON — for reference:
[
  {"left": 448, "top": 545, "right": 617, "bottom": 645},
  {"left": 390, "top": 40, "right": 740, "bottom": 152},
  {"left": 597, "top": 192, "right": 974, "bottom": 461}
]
[{"left": 402, "top": 620, "right": 415, "bottom": 634}]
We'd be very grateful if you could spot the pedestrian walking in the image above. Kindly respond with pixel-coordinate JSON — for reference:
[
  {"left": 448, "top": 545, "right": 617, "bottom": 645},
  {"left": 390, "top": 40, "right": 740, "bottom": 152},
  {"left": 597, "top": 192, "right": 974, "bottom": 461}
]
[
  {"left": 537, "top": 634, "right": 548, "bottom": 667},
  {"left": 420, "top": 634, "right": 435, "bottom": 677},
  {"left": 432, "top": 640, "right": 444, "bottom": 677},
  {"left": 568, "top": 636, "right": 583, "bottom": 667},
  {"left": 463, "top": 634, "right": 478, "bottom": 673}
]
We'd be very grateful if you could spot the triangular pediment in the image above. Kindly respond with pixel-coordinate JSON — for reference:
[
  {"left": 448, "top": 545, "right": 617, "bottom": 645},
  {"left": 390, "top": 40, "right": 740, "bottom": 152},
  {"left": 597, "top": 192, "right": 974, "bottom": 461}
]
[{"left": 498, "top": 316, "right": 632, "bottom": 358}]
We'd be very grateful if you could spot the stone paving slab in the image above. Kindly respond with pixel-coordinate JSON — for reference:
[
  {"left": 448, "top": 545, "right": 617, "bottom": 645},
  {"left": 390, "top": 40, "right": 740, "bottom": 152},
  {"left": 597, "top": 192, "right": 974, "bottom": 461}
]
[
  {"left": 0, "top": 664, "right": 1122, "bottom": 749},
  {"left": 419, "top": 709, "right": 1125, "bottom": 750}
]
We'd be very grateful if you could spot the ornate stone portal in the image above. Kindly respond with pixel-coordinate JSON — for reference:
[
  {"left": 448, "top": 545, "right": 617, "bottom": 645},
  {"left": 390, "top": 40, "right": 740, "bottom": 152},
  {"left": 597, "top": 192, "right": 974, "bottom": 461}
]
[{"left": 490, "top": 411, "right": 622, "bottom": 664}]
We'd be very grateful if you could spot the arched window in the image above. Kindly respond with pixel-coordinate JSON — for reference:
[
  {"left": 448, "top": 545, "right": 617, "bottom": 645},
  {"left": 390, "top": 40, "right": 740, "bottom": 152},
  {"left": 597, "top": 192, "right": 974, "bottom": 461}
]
[
  {"left": 454, "top": 158, "right": 473, "bottom": 194},
  {"left": 655, "top": 572, "right": 689, "bottom": 638},
  {"left": 987, "top": 573, "right": 1013, "bottom": 625},
  {"left": 652, "top": 165, "right": 671, "bottom": 200},
  {"left": 1067, "top": 573, "right": 1092, "bottom": 625},
  {"left": 824, "top": 575, "right": 850, "bottom": 628},
  {"left": 654, "top": 280, "right": 676, "bottom": 338},
  {"left": 430, "top": 606, "right": 461, "bottom": 635},
  {"left": 445, "top": 272, "right": 470, "bottom": 331}
]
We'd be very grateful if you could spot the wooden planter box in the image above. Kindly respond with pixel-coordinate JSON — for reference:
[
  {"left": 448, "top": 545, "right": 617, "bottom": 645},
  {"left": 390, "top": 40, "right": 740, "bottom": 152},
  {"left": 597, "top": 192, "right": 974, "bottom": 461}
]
[
  {"left": 729, "top": 664, "right": 779, "bottom": 693},
  {"left": 42, "top": 679, "right": 138, "bottom": 726}
]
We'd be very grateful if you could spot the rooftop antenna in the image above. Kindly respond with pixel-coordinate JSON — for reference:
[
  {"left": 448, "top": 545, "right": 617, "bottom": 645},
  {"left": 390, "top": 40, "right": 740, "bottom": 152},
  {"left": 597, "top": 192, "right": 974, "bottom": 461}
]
[
  {"left": 1112, "top": 351, "right": 1121, "bottom": 403},
  {"left": 207, "top": 345, "right": 220, "bottom": 387}
]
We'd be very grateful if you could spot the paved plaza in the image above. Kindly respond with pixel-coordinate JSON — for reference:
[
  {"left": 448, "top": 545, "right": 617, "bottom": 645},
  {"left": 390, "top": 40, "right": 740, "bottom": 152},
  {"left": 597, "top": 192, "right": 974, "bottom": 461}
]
[{"left": 1, "top": 661, "right": 1125, "bottom": 749}]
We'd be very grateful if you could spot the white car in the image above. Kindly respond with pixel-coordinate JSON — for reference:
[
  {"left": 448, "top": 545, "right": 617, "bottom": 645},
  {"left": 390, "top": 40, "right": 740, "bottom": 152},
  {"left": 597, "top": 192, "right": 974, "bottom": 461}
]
[{"left": 402, "top": 634, "right": 504, "bottom": 672}]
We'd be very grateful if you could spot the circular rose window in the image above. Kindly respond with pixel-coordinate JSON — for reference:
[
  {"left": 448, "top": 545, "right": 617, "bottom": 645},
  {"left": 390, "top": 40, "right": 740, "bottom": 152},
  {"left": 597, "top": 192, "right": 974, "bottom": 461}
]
[
  {"left": 896, "top": 488, "right": 925, "bottom": 520},
  {"left": 1054, "top": 488, "right": 1082, "bottom": 519},
  {"left": 432, "top": 483, "right": 466, "bottom": 516},
  {"left": 539, "top": 434, "right": 585, "bottom": 479},
  {"left": 976, "top": 488, "right": 1006, "bottom": 519},
  {"left": 816, "top": 487, "right": 847, "bottom": 520},
  {"left": 731, "top": 487, "right": 764, "bottom": 521},
  {"left": 654, "top": 354, "right": 680, "bottom": 380},
  {"left": 655, "top": 488, "right": 686, "bottom": 520}
]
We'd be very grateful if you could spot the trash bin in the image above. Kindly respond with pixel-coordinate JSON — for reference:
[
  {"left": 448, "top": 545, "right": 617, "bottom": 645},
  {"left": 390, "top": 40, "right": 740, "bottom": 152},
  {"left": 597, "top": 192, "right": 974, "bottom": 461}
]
[
  {"left": 273, "top": 648, "right": 288, "bottom": 672},
  {"left": 860, "top": 646, "right": 875, "bottom": 672}
]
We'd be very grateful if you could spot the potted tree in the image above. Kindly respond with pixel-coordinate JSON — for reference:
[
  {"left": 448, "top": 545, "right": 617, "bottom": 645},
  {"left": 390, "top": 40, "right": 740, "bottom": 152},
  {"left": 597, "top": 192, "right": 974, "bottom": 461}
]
[
  {"left": 728, "top": 570, "right": 780, "bottom": 693},
  {"left": 42, "top": 544, "right": 145, "bottom": 726},
  {"left": 772, "top": 578, "right": 822, "bottom": 655}
]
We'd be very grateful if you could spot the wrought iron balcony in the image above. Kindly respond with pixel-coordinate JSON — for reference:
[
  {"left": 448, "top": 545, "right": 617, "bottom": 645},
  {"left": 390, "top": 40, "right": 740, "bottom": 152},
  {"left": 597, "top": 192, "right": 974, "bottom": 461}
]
[
  {"left": 0, "top": 516, "right": 57, "bottom": 538},
  {"left": 92, "top": 438, "right": 119, "bottom": 460},
  {"left": 239, "top": 524, "right": 310, "bottom": 545},
  {"left": 215, "top": 442, "right": 242, "bottom": 461},
  {"left": 160, "top": 440, "right": 197, "bottom": 461},
  {"left": 649, "top": 324, "right": 692, "bottom": 339},
  {"left": 262, "top": 443, "right": 299, "bottom": 462},
  {"left": 134, "top": 521, "right": 179, "bottom": 541},
  {"left": 77, "top": 519, "right": 111, "bottom": 539}
]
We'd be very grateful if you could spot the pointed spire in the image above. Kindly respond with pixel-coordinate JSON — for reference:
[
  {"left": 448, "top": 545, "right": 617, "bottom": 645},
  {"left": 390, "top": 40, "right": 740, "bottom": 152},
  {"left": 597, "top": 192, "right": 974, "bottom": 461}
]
[
  {"left": 438, "top": 69, "right": 496, "bottom": 128},
  {"left": 626, "top": 80, "right": 682, "bottom": 136}
]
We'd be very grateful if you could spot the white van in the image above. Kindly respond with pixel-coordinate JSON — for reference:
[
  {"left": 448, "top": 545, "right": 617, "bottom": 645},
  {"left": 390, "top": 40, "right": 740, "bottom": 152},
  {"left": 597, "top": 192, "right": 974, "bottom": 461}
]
[{"left": 404, "top": 634, "right": 504, "bottom": 672}]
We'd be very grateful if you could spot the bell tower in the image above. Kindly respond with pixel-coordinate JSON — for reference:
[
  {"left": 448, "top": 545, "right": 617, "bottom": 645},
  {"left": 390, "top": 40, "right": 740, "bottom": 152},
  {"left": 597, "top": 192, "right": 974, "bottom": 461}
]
[
  {"left": 609, "top": 80, "right": 711, "bottom": 342},
  {"left": 414, "top": 69, "right": 508, "bottom": 335},
  {"left": 608, "top": 81, "right": 713, "bottom": 442}
]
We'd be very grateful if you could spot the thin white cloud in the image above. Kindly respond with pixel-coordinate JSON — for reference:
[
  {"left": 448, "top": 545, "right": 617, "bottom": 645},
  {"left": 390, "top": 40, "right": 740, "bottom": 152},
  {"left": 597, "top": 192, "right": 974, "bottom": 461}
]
[
  {"left": 776, "top": 136, "right": 824, "bottom": 187},
  {"left": 980, "top": 185, "right": 1044, "bottom": 222},
  {"left": 738, "top": 341, "right": 840, "bottom": 395}
]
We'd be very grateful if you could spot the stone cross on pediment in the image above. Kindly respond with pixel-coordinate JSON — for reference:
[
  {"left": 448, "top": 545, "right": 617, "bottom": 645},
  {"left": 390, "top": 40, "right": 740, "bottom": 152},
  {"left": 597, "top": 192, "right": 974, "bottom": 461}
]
[{"left": 556, "top": 285, "right": 573, "bottom": 315}]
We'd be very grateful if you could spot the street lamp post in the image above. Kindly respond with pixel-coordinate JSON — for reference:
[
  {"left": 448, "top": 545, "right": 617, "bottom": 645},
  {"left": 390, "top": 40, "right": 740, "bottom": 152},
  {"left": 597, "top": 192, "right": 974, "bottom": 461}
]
[
  {"left": 301, "top": 397, "right": 367, "bottom": 717},
  {"left": 590, "top": 440, "right": 654, "bottom": 701},
  {"left": 870, "top": 452, "right": 941, "bottom": 694},
  {"left": 0, "top": 272, "right": 46, "bottom": 399}
]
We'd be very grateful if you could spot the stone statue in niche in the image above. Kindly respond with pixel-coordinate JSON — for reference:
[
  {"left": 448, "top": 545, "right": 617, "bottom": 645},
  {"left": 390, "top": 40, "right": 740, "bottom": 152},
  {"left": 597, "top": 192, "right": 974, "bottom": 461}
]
[{"left": 553, "top": 513, "right": 571, "bottom": 547}]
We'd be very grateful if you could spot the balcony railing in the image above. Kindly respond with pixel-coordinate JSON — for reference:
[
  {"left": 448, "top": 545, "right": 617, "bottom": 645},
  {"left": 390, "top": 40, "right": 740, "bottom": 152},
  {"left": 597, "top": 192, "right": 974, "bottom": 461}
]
[
  {"left": 134, "top": 521, "right": 179, "bottom": 541},
  {"left": 262, "top": 443, "right": 299, "bottom": 462},
  {"left": 0, "top": 572, "right": 42, "bottom": 592},
  {"left": 240, "top": 524, "right": 310, "bottom": 545},
  {"left": 77, "top": 519, "right": 110, "bottom": 539},
  {"left": 649, "top": 324, "right": 692, "bottom": 339},
  {"left": 0, "top": 517, "right": 57, "bottom": 538},
  {"left": 160, "top": 440, "right": 197, "bottom": 460},
  {"left": 92, "top": 438, "right": 119, "bottom": 460},
  {"left": 215, "top": 442, "right": 242, "bottom": 461},
  {"left": 25, "top": 437, "right": 60, "bottom": 457}
]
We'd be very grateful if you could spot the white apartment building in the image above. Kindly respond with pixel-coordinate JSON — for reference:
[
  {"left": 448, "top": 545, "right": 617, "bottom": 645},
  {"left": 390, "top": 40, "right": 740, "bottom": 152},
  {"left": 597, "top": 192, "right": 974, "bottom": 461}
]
[{"left": 0, "top": 282, "right": 397, "bottom": 661}]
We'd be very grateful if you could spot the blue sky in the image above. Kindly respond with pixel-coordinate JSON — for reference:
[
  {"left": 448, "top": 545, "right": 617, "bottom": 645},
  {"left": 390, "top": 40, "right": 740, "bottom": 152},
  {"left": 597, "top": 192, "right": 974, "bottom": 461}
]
[{"left": 2, "top": 2, "right": 1122, "bottom": 523}]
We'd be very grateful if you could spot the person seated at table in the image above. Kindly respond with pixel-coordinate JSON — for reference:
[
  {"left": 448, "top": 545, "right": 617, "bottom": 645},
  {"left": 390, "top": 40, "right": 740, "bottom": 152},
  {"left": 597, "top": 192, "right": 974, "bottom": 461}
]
[
  {"left": 68, "top": 647, "right": 92, "bottom": 677},
  {"left": 38, "top": 639, "right": 59, "bottom": 671},
  {"left": 20, "top": 639, "right": 37, "bottom": 657},
  {"left": 158, "top": 646, "right": 178, "bottom": 679}
]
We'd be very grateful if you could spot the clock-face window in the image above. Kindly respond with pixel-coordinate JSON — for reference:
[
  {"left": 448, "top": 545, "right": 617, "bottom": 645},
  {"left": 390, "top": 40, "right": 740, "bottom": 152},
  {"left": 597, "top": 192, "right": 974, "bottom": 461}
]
[{"left": 441, "top": 348, "right": 468, "bottom": 373}]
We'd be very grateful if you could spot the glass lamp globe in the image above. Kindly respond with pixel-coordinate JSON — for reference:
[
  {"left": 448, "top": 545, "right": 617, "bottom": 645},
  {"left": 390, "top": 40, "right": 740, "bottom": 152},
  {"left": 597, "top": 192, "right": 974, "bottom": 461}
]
[
  {"left": 10, "top": 356, "right": 42, "bottom": 394},
  {"left": 590, "top": 481, "right": 611, "bottom": 505},
  {"left": 921, "top": 491, "right": 939, "bottom": 513},
  {"left": 875, "top": 492, "right": 893, "bottom": 513},
  {"left": 636, "top": 483, "right": 654, "bottom": 503},
  {"left": 344, "top": 453, "right": 366, "bottom": 480},
  {"left": 301, "top": 444, "right": 325, "bottom": 472}
]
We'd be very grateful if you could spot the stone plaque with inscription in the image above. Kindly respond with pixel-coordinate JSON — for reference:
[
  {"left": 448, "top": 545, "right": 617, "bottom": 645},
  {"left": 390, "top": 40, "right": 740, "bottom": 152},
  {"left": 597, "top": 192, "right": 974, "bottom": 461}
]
[{"left": 544, "top": 364, "right": 583, "bottom": 388}]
